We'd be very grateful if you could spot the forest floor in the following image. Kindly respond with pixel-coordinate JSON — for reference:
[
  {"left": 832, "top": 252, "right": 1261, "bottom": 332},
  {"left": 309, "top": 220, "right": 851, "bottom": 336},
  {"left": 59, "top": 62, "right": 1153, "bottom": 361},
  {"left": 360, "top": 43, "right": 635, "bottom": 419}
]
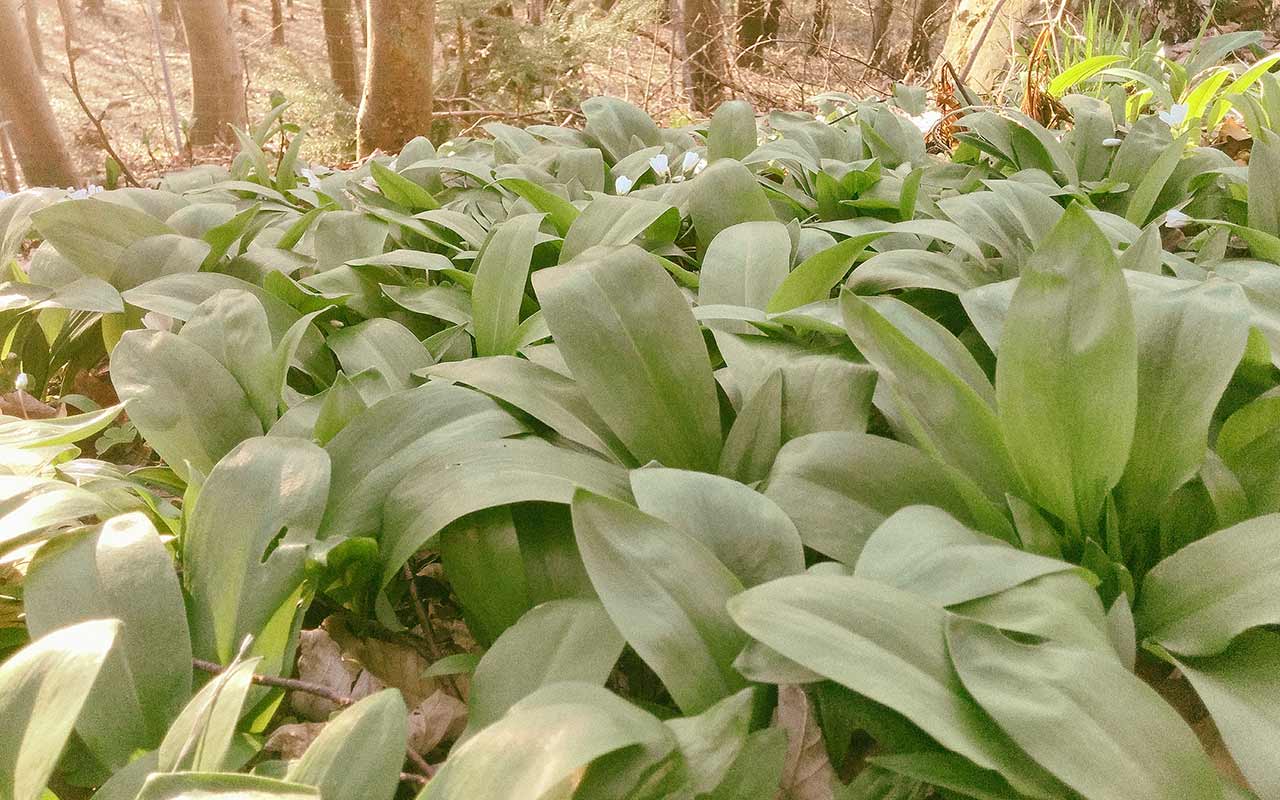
[{"left": 19, "top": 0, "right": 930, "bottom": 187}]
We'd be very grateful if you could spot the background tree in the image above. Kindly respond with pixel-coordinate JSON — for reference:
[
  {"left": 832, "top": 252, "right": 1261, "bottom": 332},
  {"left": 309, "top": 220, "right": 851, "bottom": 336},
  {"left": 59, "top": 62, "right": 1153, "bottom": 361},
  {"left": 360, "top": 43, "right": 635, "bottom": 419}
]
[
  {"left": 904, "top": 0, "right": 950, "bottom": 72},
  {"left": 177, "top": 0, "right": 247, "bottom": 143},
  {"left": 683, "top": 0, "right": 729, "bottom": 112},
  {"left": 321, "top": 0, "right": 360, "bottom": 105},
  {"left": 270, "top": 0, "right": 284, "bottom": 45},
  {"left": 0, "top": 0, "right": 76, "bottom": 186},
  {"left": 736, "top": 0, "right": 781, "bottom": 66},
  {"left": 941, "top": 0, "right": 1039, "bottom": 92},
  {"left": 22, "top": 0, "right": 41, "bottom": 71},
  {"left": 357, "top": 0, "right": 434, "bottom": 157}
]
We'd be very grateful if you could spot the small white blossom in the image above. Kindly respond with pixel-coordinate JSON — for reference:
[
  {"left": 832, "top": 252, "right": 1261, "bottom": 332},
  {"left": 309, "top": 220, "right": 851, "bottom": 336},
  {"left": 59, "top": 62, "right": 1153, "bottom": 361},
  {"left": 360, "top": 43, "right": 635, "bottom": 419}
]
[
  {"left": 670, "top": 175, "right": 686, "bottom": 183},
  {"left": 142, "top": 312, "right": 174, "bottom": 332},
  {"left": 1102, "top": 137, "right": 1123, "bottom": 147},
  {"left": 360, "top": 176, "right": 379, "bottom": 191},
  {"left": 13, "top": 372, "right": 28, "bottom": 392},
  {"left": 300, "top": 168, "right": 323, "bottom": 189},
  {"left": 649, "top": 153, "right": 669, "bottom": 176},
  {"left": 1164, "top": 208, "right": 1193, "bottom": 228},
  {"left": 681, "top": 151, "right": 701, "bottom": 173},
  {"left": 0, "top": 190, "right": 9, "bottom": 201},
  {"left": 1159, "top": 103, "right": 1189, "bottom": 126},
  {"left": 614, "top": 175, "right": 634, "bottom": 195},
  {"left": 692, "top": 158, "right": 708, "bottom": 175}
]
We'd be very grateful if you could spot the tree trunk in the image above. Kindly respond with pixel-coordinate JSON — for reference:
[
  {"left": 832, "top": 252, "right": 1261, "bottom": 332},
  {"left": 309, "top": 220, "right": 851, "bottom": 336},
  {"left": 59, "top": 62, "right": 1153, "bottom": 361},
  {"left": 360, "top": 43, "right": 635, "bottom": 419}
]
[
  {"left": 736, "top": 0, "right": 781, "bottom": 66},
  {"left": 22, "top": 0, "right": 40, "bottom": 71},
  {"left": 0, "top": 115, "right": 19, "bottom": 192},
  {"left": 940, "top": 0, "right": 1039, "bottom": 94},
  {"left": 670, "top": 0, "right": 694, "bottom": 100},
  {"left": 868, "top": 0, "right": 893, "bottom": 66},
  {"left": 807, "top": 0, "right": 828, "bottom": 54},
  {"left": 905, "top": 0, "right": 951, "bottom": 72},
  {"left": 321, "top": 0, "right": 360, "bottom": 105},
  {"left": 0, "top": 0, "right": 76, "bottom": 186},
  {"left": 177, "top": 0, "right": 247, "bottom": 143},
  {"left": 683, "top": 0, "right": 729, "bottom": 113},
  {"left": 356, "top": 0, "right": 433, "bottom": 157},
  {"left": 270, "top": 0, "right": 284, "bottom": 44},
  {"left": 528, "top": 0, "right": 544, "bottom": 24}
]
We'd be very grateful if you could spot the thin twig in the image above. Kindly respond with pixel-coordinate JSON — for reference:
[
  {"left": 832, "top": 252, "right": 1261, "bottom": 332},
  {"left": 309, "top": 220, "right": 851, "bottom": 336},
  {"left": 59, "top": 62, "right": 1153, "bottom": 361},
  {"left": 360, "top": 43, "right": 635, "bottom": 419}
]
[
  {"left": 960, "top": 0, "right": 1013, "bottom": 83},
  {"left": 402, "top": 563, "right": 462, "bottom": 700},
  {"left": 55, "top": 4, "right": 142, "bottom": 187},
  {"left": 193, "top": 658, "right": 353, "bottom": 707},
  {"left": 192, "top": 658, "right": 438, "bottom": 781}
]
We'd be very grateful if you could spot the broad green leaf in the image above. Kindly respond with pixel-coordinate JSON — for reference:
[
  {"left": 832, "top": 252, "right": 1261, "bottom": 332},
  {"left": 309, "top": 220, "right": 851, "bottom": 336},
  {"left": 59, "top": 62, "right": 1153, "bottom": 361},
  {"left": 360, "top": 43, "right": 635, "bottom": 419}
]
[
  {"left": 1248, "top": 135, "right": 1280, "bottom": 239},
  {"left": 698, "top": 221, "right": 791, "bottom": 311},
  {"left": 180, "top": 290, "right": 279, "bottom": 430},
  {"left": 559, "top": 197, "right": 679, "bottom": 263},
  {"left": 112, "top": 329, "right": 263, "bottom": 482},
  {"left": 582, "top": 96, "right": 663, "bottom": 162},
  {"left": 314, "top": 211, "right": 388, "bottom": 273},
  {"left": 996, "top": 205, "right": 1137, "bottom": 537},
  {"left": 157, "top": 657, "right": 261, "bottom": 773},
  {"left": 320, "top": 382, "right": 527, "bottom": 543},
  {"left": 705, "top": 728, "right": 787, "bottom": 800},
  {"left": 666, "top": 688, "right": 756, "bottom": 795},
  {"left": 421, "top": 682, "right": 674, "bottom": 800},
  {"left": 31, "top": 198, "right": 175, "bottom": 278},
  {"left": 1169, "top": 630, "right": 1280, "bottom": 799},
  {"left": 1135, "top": 514, "right": 1280, "bottom": 656},
  {"left": 472, "top": 214, "right": 544, "bottom": 356},
  {"left": 1048, "top": 55, "right": 1126, "bottom": 97},
  {"left": 708, "top": 101, "right": 757, "bottom": 162},
  {"left": 327, "top": 319, "right": 431, "bottom": 397},
  {"left": 24, "top": 514, "right": 191, "bottom": 769},
  {"left": 440, "top": 507, "right": 530, "bottom": 646},
  {"left": 1216, "top": 388, "right": 1280, "bottom": 513},
  {"left": 113, "top": 234, "right": 211, "bottom": 291},
  {"left": 1115, "top": 282, "right": 1250, "bottom": 535},
  {"left": 380, "top": 437, "right": 631, "bottom": 588},
  {"left": 185, "top": 438, "right": 329, "bottom": 664},
  {"left": 461, "top": 599, "right": 624, "bottom": 741},
  {"left": 0, "top": 479, "right": 114, "bottom": 560},
  {"left": 854, "top": 507, "right": 1070, "bottom": 606},
  {"left": 572, "top": 490, "right": 747, "bottom": 714},
  {"left": 951, "top": 571, "right": 1113, "bottom": 655},
  {"left": 767, "top": 231, "right": 888, "bottom": 313},
  {"left": 727, "top": 576, "right": 1063, "bottom": 797},
  {"left": 687, "top": 159, "right": 776, "bottom": 251},
  {"left": 425, "top": 356, "right": 630, "bottom": 462},
  {"left": 1125, "top": 132, "right": 1190, "bottom": 226},
  {"left": 534, "top": 246, "right": 722, "bottom": 471},
  {"left": 762, "top": 432, "right": 1011, "bottom": 565},
  {"left": 631, "top": 467, "right": 804, "bottom": 586},
  {"left": 842, "top": 293, "right": 1019, "bottom": 501},
  {"left": 497, "top": 178, "right": 578, "bottom": 236},
  {"left": 947, "top": 618, "right": 1220, "bottom": 800},
  {"left": 287, "top": 690, "right": 407, "bottom": 800},
  {"left": 0, "top": 404, "right": 122, "bottom": 449},
  {"left": 136, "top": 772, "right": 319, "bottom": 800},
  {"left": 369, "top": 160, "right": 440, "bottom": 211},
  {"left": 718, "top": 368, "right": 783, "bottom": 483},
  {"left": 0, "top": 620, "right": 118, "bottom": 800}
]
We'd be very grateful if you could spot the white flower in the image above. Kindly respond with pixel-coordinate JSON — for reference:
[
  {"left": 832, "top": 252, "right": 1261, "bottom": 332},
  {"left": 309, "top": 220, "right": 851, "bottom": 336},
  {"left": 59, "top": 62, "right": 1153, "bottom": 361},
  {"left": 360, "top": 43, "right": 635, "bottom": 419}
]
[
  {"left": 693, "top": 158, "right": 708, "bottom": 175},
  {"left": 87, "top": 183, "right": 104, "bottom": 196},
  {"left": 67, "top": 186, "right": 88, "bottom": 200},
  {"left": 0, "top": 190, "right": 9, "bottom": 201},
  {"left": 1164, "top": 208, "right": 1193, "bottom": 228},
  {"left": 13, "top": 372, "right": 28, "bottom": 392},
  {"left": 300, "top": 168, "right": 322, "bottom": 189},
  {"left": 1159, "top": 103, "right": 1189, "bottom": 126},
  {"left": 681, "top": 151, "right": 701, "bottom": 173},
  {"left": 908, "top": 110, "right": 942, "bottom": 133},
  {"left": 1102, "top": 137, "right": 1123, "bottom": 147},
  {"left": 360, "top": 176, "right": 378, "bottom": 191},
  {"left": 649, "top": 153, "right": 669, "bottom": 176},
  {"left": 670, "top": 175, "right": 686, "bottom": 183},
  {"left": 614, "top": 175, "right": 634, "bottom": 195},
  {"left": 142, "top": 311, "right": 174, "bottom": 332}
]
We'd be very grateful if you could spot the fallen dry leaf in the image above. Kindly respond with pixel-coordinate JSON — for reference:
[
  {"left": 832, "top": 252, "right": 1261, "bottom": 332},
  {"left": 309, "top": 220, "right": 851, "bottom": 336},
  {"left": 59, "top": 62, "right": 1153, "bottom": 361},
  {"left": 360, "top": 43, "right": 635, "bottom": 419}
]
[
  {"left": 409, "top": 689, "right": 468, "bottom": 754},
  {"left": 264, "top": 721, "right": 328, "bottom": 760},
  {"left": 774, "top": 684, "right": 837, "bottom": 800}
]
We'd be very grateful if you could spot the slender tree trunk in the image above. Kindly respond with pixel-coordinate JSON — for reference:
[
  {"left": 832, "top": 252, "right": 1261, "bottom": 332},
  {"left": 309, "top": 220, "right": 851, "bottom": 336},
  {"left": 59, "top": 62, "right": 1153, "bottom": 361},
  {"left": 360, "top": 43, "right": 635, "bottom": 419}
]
[
  {"left": 868, "top": 0, "right": 893, "bottom": 66},
  {"left": 736, "top": 0, "right": 779, "bottom": 66},
  {"left": 670, "top": 0, "right": 695, "bottom": 100},
  {"left": 940, "top": 0, "right": 1038, "bottom": 93},
  {"left": 81, "top": 0, "right": 101, "bottom": 12},
  {"left": 807, "top": 0, "right": 827, "bottom": 54},
  {"left": 176, "top": 0, "right": 246, "bottom": 143},
  {"left": 0, "top": 116, "right": 20, "bottom": 192},
  {"left": 353, "top": 0, "right": 366, "bottom": 45},
  {"left": 160, "top": 0, "right": 176, "bottom": 22},
  {"left": 22, "top": 0, "right": 40, "bottom": 71},
  {"left": 684, "top": 0, "right": 729, "bottom": 113},
  {"left": 270, "top": 0, "right": 284, "bottom": 44},
  {"left": 321, "top": 0, "right": 359, "bottom": 105},
  {"left": 356, "top": 0, "right": 433, "bottom": 157},
  {"left": 0, "top": 0, "right": 76, "bottom": 186},
  {"left": 528, "top": 0, "right": 544, "bottom": 24},
  {"left": 905, "top": 0, "right": 950, "bottom": 72}
]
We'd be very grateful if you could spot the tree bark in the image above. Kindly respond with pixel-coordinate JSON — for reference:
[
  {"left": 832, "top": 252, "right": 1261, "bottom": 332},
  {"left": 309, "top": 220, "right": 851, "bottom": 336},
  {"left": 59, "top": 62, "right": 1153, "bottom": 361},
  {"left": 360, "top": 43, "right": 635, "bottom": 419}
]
[
  {"left": 683, "top": 0, "right": 729, "bottom": 113},
  {"left": 321, "top": 0, "right": 360, "bottom": 105},
  {"left": 356, "top": 0, "right": 433, "bottom": 157},
  {"left": 528, "top": 0, "right": 544, "bottom": 24},
  {"left": 736, "top": 0, "right": 780, "bottom": 66},
  {"left": 940, "top": 0, "right": 1039, "bottom": 93},
  {"left": 868, "top": 0, "right": 893, "bottom": 66},
  {"left": 0, "top": 0, "right": 76, "bottom": 186},
  {"left": 22, "top": 0, "right": 40, "bottom": 71},
  {"left": 176, "top": 0, "right": 247, "bottom": 143},
  {"left": 905, "top": 0, "right": 951, "bottom": 72},
  {"left": 270, "top": 0, "right": 284, "bottom": 44},
  {"left": 807, "top": 0, "right": 828, "bottom": 54}
]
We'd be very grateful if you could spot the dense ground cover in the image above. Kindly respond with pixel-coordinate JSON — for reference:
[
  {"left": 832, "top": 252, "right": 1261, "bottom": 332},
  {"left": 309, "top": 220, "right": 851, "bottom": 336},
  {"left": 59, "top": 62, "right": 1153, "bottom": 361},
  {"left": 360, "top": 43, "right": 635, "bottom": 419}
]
[{"left": 4, "top": 36, "right": 1280, "bottom": 800}]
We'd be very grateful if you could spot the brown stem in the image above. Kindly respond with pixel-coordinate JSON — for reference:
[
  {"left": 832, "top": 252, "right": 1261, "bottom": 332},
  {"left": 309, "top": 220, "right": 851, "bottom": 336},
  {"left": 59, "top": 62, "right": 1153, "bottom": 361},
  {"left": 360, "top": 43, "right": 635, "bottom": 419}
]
[
  {"left": 401, "top": 563, "right": 462, "bottom": 700},
  {"left": 56, "top": 5, "right": 141, "bottom": 187}
]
